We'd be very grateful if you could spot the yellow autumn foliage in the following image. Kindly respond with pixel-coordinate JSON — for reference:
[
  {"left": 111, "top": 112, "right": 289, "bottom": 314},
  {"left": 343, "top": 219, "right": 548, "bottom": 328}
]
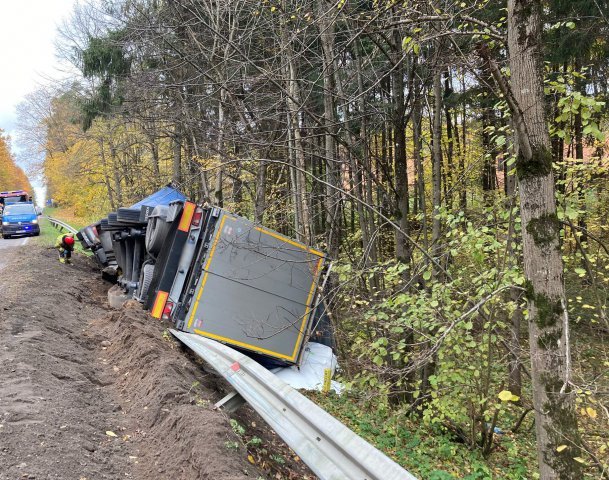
[
  {"left": 0, "top": 130, "right": 32, "bottom": 193},
  {"left": 43, "top": 94, "right": 176, "bottom": 221}
]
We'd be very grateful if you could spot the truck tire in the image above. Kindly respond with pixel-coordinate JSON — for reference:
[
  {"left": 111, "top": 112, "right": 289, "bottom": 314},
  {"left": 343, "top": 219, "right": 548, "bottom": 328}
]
[
  {"left": 145, "top": 206, "right": 171, "bottom": 255},
  {"left": 134, "top": 261, "right": 155, "bottom": 303}
]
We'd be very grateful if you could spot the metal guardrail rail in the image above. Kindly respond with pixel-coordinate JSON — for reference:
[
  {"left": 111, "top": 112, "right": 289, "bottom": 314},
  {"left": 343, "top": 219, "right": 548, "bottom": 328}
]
[
  {"left": 170, "top": 329, "right": 417, "bottom": 480},
  {"left": 46, "top": 216, "right": 79, "bottom": 235}
]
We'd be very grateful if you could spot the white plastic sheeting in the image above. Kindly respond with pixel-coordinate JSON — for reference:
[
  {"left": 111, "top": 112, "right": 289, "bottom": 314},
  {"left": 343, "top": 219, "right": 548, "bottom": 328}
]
[{"left": 273, "top": 342, "right": 343, "bottom": 393}]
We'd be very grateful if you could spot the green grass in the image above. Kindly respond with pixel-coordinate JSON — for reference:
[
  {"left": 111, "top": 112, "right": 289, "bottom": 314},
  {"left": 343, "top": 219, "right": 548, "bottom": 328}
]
[
  {"left": 43, "top": 207, "right": 92, "bottom": 231},
  {"left": 307, "top": 391, "right": 538, "bottom": 479},
  {"left": 41, "top": 207, "right": 93, "bottom": 256},
  {"left": 32, "top": 216, "right": 59, "bottom": 246}
]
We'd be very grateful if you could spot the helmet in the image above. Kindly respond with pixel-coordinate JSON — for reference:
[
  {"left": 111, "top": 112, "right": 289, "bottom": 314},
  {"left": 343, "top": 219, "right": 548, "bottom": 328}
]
[{"left": 64, "top": 236, "right": 75, "bottom": 246}]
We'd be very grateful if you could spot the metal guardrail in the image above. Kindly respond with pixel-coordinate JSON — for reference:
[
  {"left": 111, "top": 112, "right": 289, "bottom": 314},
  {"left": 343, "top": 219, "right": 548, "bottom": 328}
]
[
  {"left": 170, "top": 330, "right": 417, "bottom": 480},
  {"left": 46, "top": 216, "right": 79, "bottom": 235}
]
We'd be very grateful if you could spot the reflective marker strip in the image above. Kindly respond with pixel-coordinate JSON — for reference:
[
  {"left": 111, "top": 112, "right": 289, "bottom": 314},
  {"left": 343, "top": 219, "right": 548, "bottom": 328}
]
[
  {"left": 254, "top": 226, "right": 324, "bottom": 257},
  {"left": 151, "top": 291, "right": 169, "bottom": 319},
  {"left": 323, "top": 368, "right": 332, "bottom": 393},
  {"left": 178, "top": 202, "right": 196, "bottom": 232},
  {"left": 288, "top": 256, "right": 325, "bottom": 361}
]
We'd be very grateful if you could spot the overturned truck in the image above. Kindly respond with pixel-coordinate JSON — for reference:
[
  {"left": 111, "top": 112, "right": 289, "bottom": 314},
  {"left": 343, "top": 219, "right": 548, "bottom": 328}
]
[
  {"left": 78, "top": 186, "right": 329, "bottom": 366},
  {"left": 77, "top": 187, "right": 419, "bottom": 480}
]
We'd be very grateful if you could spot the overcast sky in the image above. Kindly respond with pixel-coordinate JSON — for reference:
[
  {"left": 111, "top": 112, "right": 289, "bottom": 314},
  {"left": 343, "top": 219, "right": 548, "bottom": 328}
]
[
  {"left": 0, "top": 0, "right": 77, "bottom": 202},
  {"left": 0, "top": 0, "right": 77, "bottom": 140}
]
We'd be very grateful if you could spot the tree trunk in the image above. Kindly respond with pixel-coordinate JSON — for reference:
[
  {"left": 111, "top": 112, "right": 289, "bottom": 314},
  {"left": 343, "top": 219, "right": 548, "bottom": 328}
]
[
  {"left": 318, "top": 0, "right": 341, "bottom": 259},
  {"left": 172, "top": 126, "right": 182, "bottom": 184},
  {"left": 190, "top": 132, "right": 211, "bottom": 201},
  {"left": 392, "top": 37, "right": 411, "bottom": 267},
  {"left": 460, "top": 75, "right": 467, "bottom": 211},
  {"left": 443, "top": 72, "right": 455, "bottom": 209},
  {"left": 98, "top": 138, "right": 116, "bottom": 210},
  {"left": 280, "top": 6, "right": 311, "bottom": 242},
  {"left": 431, "top": 59, "right": 443, "bottom": 254},
  {"left": 254, "top": 160, "right": 267, "bottom": 224},
  {"left": 482, "top": 107, "right": 498, "bottom": 195},
  {"left": 507, "top": 1, "right": 583, "bottom": 477},
  {"left": 573, "top": 60, "right": 588, "bottom": 246},
  {"left": 286, "top": 108, "right": 302, "bottom": 238},
  {"left": 505, "top": 132, "right": 523, "bottom": 398},
  {"left": 214, "top": 88, "right": 226, "bottom": 207},
  {"left": 109, "top": 143, "right": 123, "bottom": 206},
  {"left": 355, "top": 41, "right": 378, "bottom": 288},
  {"left": 413, "top": 83, "right": 428, "bottom": 251}
]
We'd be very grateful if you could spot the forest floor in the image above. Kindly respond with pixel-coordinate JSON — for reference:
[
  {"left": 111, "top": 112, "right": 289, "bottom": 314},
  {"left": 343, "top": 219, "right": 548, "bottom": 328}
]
[{"left": 0, "top": 231, "right": 315, "bottom": 480}]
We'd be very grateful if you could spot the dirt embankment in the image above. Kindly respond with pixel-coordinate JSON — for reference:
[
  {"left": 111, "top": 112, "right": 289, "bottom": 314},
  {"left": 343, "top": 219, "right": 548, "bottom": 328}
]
[{"left": 0, "top": 245, "right": 314, "bottom": 480}]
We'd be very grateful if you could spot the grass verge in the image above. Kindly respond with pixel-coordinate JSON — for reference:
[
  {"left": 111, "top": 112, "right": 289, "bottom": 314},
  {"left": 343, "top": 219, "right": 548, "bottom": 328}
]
[
  {"left": 43, "top": 207, "right": 95, "bottom": 231},
  {"left": 33, "top": 216, "right": 90, "bottom": 257},
  {"left": 306, "top": 391, "right": 537, "bottom": 479}
]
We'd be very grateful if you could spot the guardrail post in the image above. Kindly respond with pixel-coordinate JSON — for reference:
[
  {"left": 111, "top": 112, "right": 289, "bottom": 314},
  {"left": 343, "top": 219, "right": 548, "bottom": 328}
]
[{"left": 214, "top": 390, "right": 246, "bottom": 413}]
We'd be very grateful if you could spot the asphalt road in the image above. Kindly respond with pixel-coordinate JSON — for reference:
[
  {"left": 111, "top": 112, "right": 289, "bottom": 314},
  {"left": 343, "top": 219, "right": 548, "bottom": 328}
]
[{"left": 0, "top": 236, "right": 30, "bottom": 270}]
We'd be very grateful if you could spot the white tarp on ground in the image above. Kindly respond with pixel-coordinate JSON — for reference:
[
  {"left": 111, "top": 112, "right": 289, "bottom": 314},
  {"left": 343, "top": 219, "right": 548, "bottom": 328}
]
[{"left": 273, "top": 342, "right": 343, "bottom": 393}]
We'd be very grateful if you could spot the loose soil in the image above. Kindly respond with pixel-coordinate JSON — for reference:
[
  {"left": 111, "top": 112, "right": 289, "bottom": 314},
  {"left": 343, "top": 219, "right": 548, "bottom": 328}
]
[{"left": 0, "top": 244, "right": 315, "bottom": 480}]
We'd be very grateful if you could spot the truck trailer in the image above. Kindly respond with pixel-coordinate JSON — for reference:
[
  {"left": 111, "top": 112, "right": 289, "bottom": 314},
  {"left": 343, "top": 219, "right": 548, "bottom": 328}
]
[{"left": 79, "top": 187, "right": 328, "bottom": 366}]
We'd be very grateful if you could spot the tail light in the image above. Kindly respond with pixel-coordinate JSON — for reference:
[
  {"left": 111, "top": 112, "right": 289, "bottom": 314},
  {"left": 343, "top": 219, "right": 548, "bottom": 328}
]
[
  {"left": 191, "top": 208, "right": 203, "bottom": 227},
  {"left": 162, "top": 302, "right": 174, "bottom": 320}
]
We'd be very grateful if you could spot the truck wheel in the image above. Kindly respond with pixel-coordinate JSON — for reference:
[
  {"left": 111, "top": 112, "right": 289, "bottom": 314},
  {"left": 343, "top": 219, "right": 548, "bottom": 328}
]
[
  {"left": 3, "top": 235, "right": 11, "bottom": 239},
  {"left": 135, "top": 262, "right": 155, "bottom": 303},
  {"left": 145, "top": 206, "right": 171, "bottom": 255}
]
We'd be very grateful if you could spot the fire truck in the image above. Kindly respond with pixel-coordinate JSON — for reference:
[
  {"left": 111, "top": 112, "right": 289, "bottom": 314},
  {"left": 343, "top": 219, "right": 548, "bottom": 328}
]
[{"left": 0, "top": 190, "right": 32, "bottom": 210}]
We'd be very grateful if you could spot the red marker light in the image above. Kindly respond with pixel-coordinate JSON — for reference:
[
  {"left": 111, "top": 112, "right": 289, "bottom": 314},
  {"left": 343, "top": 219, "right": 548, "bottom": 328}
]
[
  {"left": 191, "top": 208, "right": 203, "bottom": 227},
  {"left": 162, "top": 302, "right": 174, "bottom": 320}
]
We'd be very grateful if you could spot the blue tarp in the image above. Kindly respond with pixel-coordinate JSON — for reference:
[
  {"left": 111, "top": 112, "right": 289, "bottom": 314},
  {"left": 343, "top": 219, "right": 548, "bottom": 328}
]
[{"left": 129, "top": 185, "right": 186, "bottom": 210}]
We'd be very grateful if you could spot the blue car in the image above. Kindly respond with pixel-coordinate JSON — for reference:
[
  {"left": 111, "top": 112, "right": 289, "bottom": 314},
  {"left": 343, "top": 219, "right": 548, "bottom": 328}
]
[{"left": 1, "top": 203, "right": 40, "bottom": 239}]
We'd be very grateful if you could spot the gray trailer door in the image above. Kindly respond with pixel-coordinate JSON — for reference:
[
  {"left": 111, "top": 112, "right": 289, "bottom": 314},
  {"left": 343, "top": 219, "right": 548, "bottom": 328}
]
[{"left": 184, "top": 211, "right": 325, "bottom": 364}]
